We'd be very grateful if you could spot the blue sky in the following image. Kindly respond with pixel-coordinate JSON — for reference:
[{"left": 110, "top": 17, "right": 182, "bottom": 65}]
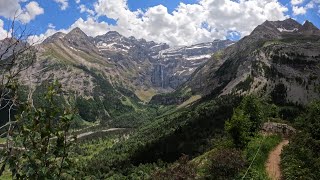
[{"left": 0, "top": 0, "right": 319, "bottom": 45}]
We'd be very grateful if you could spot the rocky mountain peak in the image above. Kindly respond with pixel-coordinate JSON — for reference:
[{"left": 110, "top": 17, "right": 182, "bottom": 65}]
[
  {"left": 255, "top": 18, "right": 301, "bottom": 35},
  {"left": 101, "top": 31, "right": 123, "bottom": 41},
  {"left": 42, "top": 32, "right": 66, "bottom": 44},
  {"left": 302, "top": 20, "right": 318, "bottom": 29},
  {"left": 66, "top": 27, "right": 87, "bottom": 38},
  {"left": 63, "top": 27, "right": 96, "bottom": 52},
  {"left": 278, "top": 18, "right": 302, "bottom": 29},
  {"left": 64, "top": 27, "right": 91, "bottom": 43},
  {"left": 298, "top": 20, "right": 320, "bottom": 35}
]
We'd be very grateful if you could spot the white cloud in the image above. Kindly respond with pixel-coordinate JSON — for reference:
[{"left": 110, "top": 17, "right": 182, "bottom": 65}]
[
  {"left": 79, "top": 4, "right": 95, "bottom": 15},
  {"left": 291, "top": 0, "right": 320, "bottom": 16},
  {"left": 0, "top": 19, "right": 8, "bottom": 40},
  {"left": 28, "top": 17, "right": 111, "bottom": 44},
  {"left": 291, "top": 0, "right": 304, "bottom": 5},
  {"left": 28, "top": 28, "right": 58, "bottom": 44},
  {"left": 48, "top": 23, "right": 56, "bottom": 29},
  {"left": 68, "top": 17, "right": 110, "bottom": 37},
  {"left": 30, "top": 0, "right": 289, "bottom": 46},
  {"left": 0, "top": 0, "right": 44, "bottom": 24},
  {"left": 0, "top": 0, "right": 23, "bottom": 19},
  {"left": 293, "top": 6, "right": 307, "bottom": 15},
  {"left": 75, "top": 0, "right": 80, "bottom": 4},
  {"left": 53, "top": 0, "right": 68, "bottom": 10},
  {"left": 90, "top": 0, "right": 288, "bottom": 45},
  {"left": 18, "top": 1, "right": 44, "bottom": 23}
]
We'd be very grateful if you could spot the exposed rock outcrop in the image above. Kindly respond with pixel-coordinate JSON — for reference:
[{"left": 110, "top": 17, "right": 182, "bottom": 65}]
[{"left": 262, "top": 122, "right": 296, "bottom": 137}]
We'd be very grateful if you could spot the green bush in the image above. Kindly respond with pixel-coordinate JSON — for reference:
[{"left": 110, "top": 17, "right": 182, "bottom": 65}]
[
  {"left": 281, "top": 101, "right": 320, "bottom": 179},
  {"left": 152, "top": 155, "right": 196, "bottom": 180},
  {"left": 225, "top": 96, "right": 264, "bottom": 148},
  {"left": 207, "top": 148, "right": 246, "bottom": 180},
  {"left": 242, "top": 135, "right": 281, "bottom": 180}
]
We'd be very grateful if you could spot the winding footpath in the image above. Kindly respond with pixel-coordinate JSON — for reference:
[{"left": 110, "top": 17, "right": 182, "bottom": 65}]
[{"left": 265, "top": 139, "right": 289, "bottom": 180}]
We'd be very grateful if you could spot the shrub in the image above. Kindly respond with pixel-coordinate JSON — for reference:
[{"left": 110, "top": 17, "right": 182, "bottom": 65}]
[
  {"left": 152, "top": 155, "right": 196, "bottom": 180},
  {"left": 207, "top": 148, "right": 246, "bottom": 180}
]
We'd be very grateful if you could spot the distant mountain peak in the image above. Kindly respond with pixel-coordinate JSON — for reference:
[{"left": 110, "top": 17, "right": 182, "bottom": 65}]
[
  {"left": 42, "top": 32, "right": 66, "bottom": 44},
  {"left": 67, "top": 27, "right": 88, "bottom": 38},
  {"left": 106, "top": 31, "right": 121, "bottom": 35},
  {"left": 298, "top": 20, "right": 320, "bottom": 35},
  {"left": 104, "top": 31, "right": 122, "bottom": 39},
  {"left": 250, "top": 18, "right": 303, "bottom": 40},
  {"left": 302, "top": 20, "right": 319, "bottom": 30}
]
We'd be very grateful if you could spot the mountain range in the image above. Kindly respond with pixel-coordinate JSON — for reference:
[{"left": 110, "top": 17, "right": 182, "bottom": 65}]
[
  {"left": 1, "top": 18, "right": 319, "bottom": 125},
  {"left": 152, "top": 19, "right": 320, "bottom": 106},
  {"left": 5, "top": 27, "right": 231, "bottom": 125}
]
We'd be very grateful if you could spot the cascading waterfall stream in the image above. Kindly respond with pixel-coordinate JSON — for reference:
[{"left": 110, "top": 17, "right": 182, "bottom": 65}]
[{"left": 161, "top": 65, "right": 164, "bottom": 88}]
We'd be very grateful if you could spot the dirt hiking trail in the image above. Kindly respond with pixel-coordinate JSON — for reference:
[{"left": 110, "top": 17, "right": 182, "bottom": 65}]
[{"left": 265, "top": 139, "right": 289, "bottom": 180}]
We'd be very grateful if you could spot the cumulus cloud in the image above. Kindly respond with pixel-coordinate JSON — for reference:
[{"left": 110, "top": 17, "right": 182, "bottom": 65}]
[
  {"left": 18, "top": 1, "right": 44, "bottom": 23},
  {"left": 79, "top": 4, "right": 95, "bottom": 15},
  {"left": 293, "top": 5, "right": 307, "bottom": 15},
  {"left": 0, "top": 0, "right": 44, "bottom": 24},
  {"left": 53, "top": 0, "right": 68, "bottom": 10},
  {"left": 28, "top": 17, "right": 111, "bottom": 44},
  {"left": 291, "top": 0, "right": 305, "bottom": 5},
  {"left": 0, "top": 19, "right": 8, "bottom": 40},
  {"left": 48, "top": 23, "right": 56, "bottom": 29},
  {"left": 30, "top": 0, "right": 289, "bottom": 46},
  {"left": 0, "top": 0, "right": 21, "bottom": 19},
  {"left": 291, "top": 0, "right": 320, "bottom": 16},
  {"left": 28, "top": 28, "right": 58, "bottom": 44},
  {"left": 88, "top": 0, "right": 288, "bottom": 45},
  {"left": 68, "top": 17, "right": 110, "bottom": 37}
]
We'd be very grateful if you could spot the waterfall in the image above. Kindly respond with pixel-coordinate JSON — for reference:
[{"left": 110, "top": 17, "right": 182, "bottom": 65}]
[{"left": 161, "top": 65, "right": 164, "bottom": 88}]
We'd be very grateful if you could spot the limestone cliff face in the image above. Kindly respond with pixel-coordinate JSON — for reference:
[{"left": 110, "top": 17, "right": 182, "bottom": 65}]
[
  {"left": 151, "top": 40, "right": 234, "bottom": 89},
  {"left": 179, "top": 19, "right": 320, "bottom": 105}
]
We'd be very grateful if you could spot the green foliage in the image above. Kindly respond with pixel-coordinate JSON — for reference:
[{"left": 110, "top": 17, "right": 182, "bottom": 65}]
[
  {"left": 152, "top": 155, "right": 196, "bottom": 180},
  {"left": 263, "top": 103, "right": 279, "bottom": 119},
  {"left": 0, "top": 81, "right": 76, "bottom": 179},
  {"left": 75, "top": 97, "right": 106, "bottom": 122},
  {"left": 242, "top": 135, "right": 281, "bottom": 180},
  {"left": 281, "top": 132, "right": 320, "bottom": 179},
  {"left": 271, "top": 83, "right": 287, "bottom": 105},
  {"left": 296, "top": 101, "right": 320, "bottom": 139},
  {"left": 281, "top": 101, "right": 320, "bottom": 179},
  {"left": 207, "top": 148, "right": 246, "bottom": 180},
  {"left": 240, "top": 96, "right": 264, "bottom": 130},
  {"left": 82, "top": 95, "right": 241, "bottom": 178},
  {"left": 225, "top": 109, "right": 252, "bottom": 148},
  {"left": 225, "top": 96, "right": 264, "bottom": 148},
  {"left": 278, "top": 105, "right": 303, "bottom": 122}
]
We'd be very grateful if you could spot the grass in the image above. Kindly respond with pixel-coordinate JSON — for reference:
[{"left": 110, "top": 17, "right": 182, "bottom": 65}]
[
  {"left": 135, "top": 89, "right": 157, "bottom": 102},
  {"left": 0, "top": 169, "right": 12, "bottom": 180},
  {"left": 121, "top": 96, "right": 139, "bottom": 111},
  {"left": 72, "top": 137, "right": 116, "bottom": 161},
  {"left": 212, "top": 50, "right": 223, "bottom": 60},
  {"left": 242, "top": 134, "right": 282, "bottom": 180},
  {"left": 191, "top": 148, "right": 219, "bottom": 178},
  {"left": 263, "top": 40, "right": 282, "bottom": 47},
  {"left": 177, "top": 95, "right": 202, "bottom": 109},
  {"left": 0, "top": 138, "right": 6, "bottom": 144}
]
